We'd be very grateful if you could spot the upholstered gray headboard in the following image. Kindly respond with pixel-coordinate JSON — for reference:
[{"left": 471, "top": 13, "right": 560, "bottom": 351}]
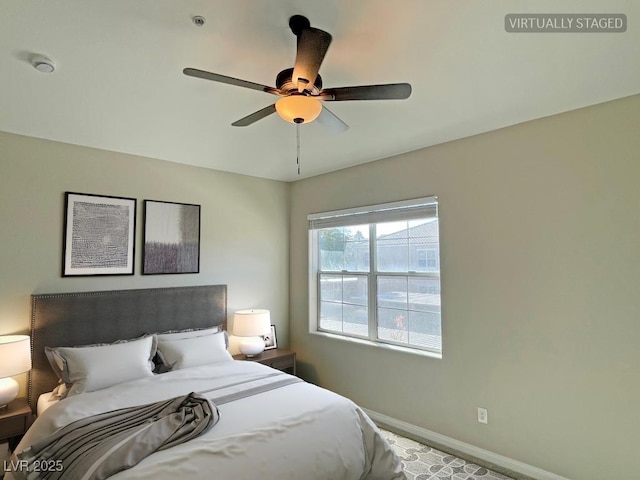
[{"left": 29, "top": 285, "right": 227, "bottom": 412}]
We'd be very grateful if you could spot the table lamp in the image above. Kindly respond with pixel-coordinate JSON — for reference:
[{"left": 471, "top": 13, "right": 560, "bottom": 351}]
[
  {"left": 233, "top": 309, "right": 271, "bottom": 357},
  {"left": 0, "top": 335, "right": 31, "bottom": 409}
]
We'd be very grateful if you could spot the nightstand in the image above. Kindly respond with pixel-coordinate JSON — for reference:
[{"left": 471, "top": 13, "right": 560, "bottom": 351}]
[
  {"left": 0, "top": 398, "right": 32, "bottom": 451},
  {"left": 234, "top": 349, "right": 296, "bottom": 375}
]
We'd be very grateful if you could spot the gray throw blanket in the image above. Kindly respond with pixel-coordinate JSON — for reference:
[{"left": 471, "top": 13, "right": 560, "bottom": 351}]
[{"left": 11, "top": 392, "right": 218, "bottom": 480}]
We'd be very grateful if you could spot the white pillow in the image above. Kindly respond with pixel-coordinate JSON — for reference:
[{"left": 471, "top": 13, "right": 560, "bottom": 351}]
[
  {"left": 157, "top": 326, "right": 221, "bottom": 342},
  {"left": 157, "top": 332, "right": 232, "bottom": 370},
  {"left": 46, "top": 335, "right": 156, "bottom": 396}
]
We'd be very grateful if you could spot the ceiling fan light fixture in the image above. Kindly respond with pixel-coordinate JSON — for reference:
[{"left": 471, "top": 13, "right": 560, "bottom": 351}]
[
  {"left": 275, "top": 95, "right": 322, "bottom": 124},
  {"left": 183, "top": 14, "right": 411, "bottom": 132}
]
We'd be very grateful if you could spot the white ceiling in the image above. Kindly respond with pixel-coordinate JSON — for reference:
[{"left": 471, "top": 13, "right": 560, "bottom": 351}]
[{"left": 1, "top": 1, "right": 638, "bottom": 182}]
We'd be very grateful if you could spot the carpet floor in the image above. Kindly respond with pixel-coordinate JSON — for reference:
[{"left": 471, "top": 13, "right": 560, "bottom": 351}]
[
  {"left": 3, "top": 434, "right": 517, "bottom": 480},
  {"left": 380, "top": 429, "right": 515, "bottom": 480}
]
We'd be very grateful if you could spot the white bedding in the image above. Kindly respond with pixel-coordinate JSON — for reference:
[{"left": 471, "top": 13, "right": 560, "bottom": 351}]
[
  {"left": 36, "top": 391, "right": 59, "bottom": 416},
  {"left": 11, "top": 361, "right": 405, "bottom": 480}
]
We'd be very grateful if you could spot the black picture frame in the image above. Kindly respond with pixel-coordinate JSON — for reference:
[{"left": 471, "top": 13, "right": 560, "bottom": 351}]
[
  {"left": 62, "top": 192, "right": 136, "bottom": 277},
  {"left": 143, "top": 200, "right": 201, "bottom": 275},
  {"left": 262, "top": 325, "right": 278, "bottom": 350}
]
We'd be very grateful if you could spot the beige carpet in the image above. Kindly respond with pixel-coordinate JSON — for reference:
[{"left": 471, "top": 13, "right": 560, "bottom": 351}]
[{"left": 380, "top": 429, "right": 515, "bottom": 480}]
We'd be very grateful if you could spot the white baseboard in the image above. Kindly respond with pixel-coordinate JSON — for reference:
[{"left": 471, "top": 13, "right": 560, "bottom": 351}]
[{"left": 364, "top": 408, "right": 571, "bottom": 480}]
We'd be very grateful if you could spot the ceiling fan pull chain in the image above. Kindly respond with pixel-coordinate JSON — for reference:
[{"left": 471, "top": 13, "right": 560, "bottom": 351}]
[{"left": 295, "top": 120, "right": 302, "bottom": 175}]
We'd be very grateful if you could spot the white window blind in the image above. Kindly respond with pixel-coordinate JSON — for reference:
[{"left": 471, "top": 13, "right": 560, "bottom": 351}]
[{"left": 308, "top": 196, "right": 438, "bottom": 229}]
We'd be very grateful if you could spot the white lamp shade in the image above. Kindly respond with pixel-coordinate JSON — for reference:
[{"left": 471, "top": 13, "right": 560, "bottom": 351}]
[
  {"left": 233, "top": 310, "right": 271, "bottom": 337},
  {"left": 0, "top": 335, "right": 31, "bottom": 378}
]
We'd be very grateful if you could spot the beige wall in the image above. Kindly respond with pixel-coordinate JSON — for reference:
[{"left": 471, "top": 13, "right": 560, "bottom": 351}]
[
  {"left": 289, "top": 94, "right": 640, "bottom": 480},
  {"left": 0, "top": 131, "right": 290, "bottom": 392}
]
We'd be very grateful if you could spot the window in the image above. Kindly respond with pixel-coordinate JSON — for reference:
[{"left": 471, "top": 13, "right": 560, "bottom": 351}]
[
  {"left": 417, "top": 249, "right": 438, "bottom": 270},
  {"left": 308, "top": 197, "right": 442, "bottom": 355}
]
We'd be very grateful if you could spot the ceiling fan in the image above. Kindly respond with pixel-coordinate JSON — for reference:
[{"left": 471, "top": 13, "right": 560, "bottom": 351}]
[{"left": 183, "top": 15, "right": 412, "bottom": 133}]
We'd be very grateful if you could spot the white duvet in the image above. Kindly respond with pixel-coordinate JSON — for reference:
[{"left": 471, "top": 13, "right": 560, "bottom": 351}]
[{"left": 10, "top": 360, "right": 405, "bottom": 480}]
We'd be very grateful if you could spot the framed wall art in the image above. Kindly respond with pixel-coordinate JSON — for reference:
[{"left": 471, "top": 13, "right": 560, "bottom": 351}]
[
  {"left": 262, "top": 325, "right": 278, "bottom": 350},
  {"left": 62, "top": 192, "right": 136, "bottom": 276},
  {"left": 143, "top": 200, "right": 201, "bottom": 275}
]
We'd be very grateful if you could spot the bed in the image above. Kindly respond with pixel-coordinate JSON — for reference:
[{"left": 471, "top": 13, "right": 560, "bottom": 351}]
[{"left": 7, "top": 285, "right": 405, "bottom": 480}]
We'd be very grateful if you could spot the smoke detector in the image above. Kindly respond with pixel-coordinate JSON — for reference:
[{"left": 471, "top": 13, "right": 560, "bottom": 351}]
[{"left": 32, "top": 55, "right": 56, "bottom": 73}]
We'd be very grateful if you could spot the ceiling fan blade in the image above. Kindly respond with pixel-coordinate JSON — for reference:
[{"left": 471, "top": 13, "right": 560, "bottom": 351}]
[
  {"left": 321, "top": 83, "right": 412, "bottom": 101},
  {"left": 317, "top": 106, "right": 349, "bottom": 134},
  {"left": 183, "top": 68, "right": 279, "bottom": 95},
  {"left": 231, "top": 104, "right": 277, "bottom": 127},
  {"left": 292, "top": 28, "right": 332, "bottom": 92}
]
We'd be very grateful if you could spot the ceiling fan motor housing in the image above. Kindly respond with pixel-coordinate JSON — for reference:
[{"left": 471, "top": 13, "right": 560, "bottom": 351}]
[{"left": 276, "top": 67, "right": 322, "bottom": 95}]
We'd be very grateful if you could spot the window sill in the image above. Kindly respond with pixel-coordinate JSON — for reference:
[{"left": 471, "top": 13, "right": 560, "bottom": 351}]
[{"left": 309, "top": 330, "right": 442, "bottom": 360}]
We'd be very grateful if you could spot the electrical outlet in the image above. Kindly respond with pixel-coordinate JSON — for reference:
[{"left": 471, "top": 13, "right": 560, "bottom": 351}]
[{"left": 477, "top": 407, "right": 488, "bottom": 424}]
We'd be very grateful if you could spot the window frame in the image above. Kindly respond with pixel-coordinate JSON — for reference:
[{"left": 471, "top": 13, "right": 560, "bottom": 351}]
[{"left": 308, "top": 196, "right": 442, "bottom": 356}]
